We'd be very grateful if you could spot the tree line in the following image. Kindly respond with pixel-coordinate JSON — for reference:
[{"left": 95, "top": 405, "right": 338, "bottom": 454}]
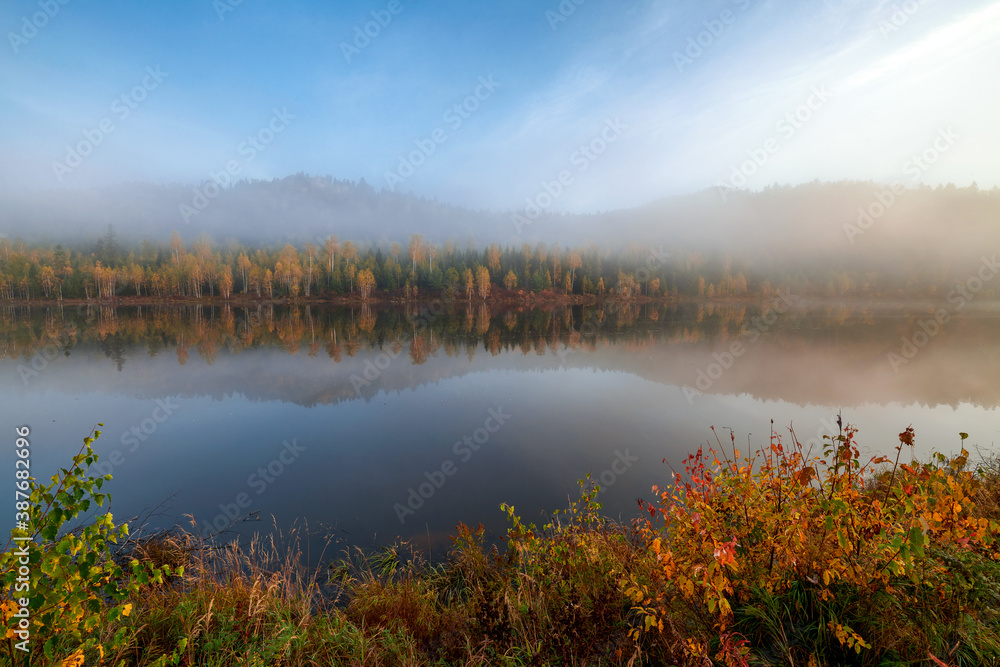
[
  {"left": 0, "top": 227, "right": 758, "bottom": 302},
  {"left": 1, "top": 226, "right": 993, "bottom": 302}
]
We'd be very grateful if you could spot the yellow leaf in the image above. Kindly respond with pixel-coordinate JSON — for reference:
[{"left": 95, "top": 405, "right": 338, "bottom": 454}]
[
  {"left": 121, "top": 603, "right": 133, "bottom": 617},
  {"left": 60, "top": 650, "right": 85, "bottom": 667}
]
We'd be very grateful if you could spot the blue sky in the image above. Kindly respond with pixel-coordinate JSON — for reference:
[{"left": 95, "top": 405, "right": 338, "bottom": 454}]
[{"left": 1, "top": 0, "right": 997, "bottom": 213}]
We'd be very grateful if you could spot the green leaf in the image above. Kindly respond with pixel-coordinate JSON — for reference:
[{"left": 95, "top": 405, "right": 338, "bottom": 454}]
[
  {"left": 836, "top": 529, "right": 849, "bottom": 550},
  {"left": 908, "top": 525, "right": 926, "bottom": 559}
]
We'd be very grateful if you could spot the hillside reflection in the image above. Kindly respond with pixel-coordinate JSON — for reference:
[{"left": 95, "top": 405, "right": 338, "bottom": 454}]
[{"left": 4, "top": 300, "right": 1000, "bottom": 408}]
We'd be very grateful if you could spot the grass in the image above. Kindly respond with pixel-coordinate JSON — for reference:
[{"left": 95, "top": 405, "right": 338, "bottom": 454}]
[{"left": 4, "top": 426, "right": 1000, "bottom": 666}]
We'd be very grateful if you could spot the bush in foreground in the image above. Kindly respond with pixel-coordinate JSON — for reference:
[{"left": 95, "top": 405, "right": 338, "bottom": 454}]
[{"left": 627, "top": 424, "right": 1000, "bottom": 665}]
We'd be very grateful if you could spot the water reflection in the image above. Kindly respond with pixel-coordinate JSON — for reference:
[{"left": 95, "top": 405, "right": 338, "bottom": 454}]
[
  {"left": 5, "top": 300, "right": 1000, "bottom": 408},
  {"left": 2, "top": 301, "right": 999, "bottom": 558}
]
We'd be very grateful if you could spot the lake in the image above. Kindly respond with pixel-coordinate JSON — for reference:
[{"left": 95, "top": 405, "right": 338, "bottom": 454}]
[{"left": 3, "top": 298, "right": 999, "bottom": 560}]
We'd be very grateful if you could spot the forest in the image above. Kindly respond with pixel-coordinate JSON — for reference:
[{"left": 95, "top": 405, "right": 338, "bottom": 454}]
[{"left": 2, "top": 223, "right": 997, "bottom": 303}]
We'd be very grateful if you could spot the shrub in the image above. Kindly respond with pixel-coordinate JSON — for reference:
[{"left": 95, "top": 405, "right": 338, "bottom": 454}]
[
  {"left": 1, "top": 425, "right": 178, "bottom": 666},
  {"left": 625, "top": 423, "right": 1000, "bottom": 665}
]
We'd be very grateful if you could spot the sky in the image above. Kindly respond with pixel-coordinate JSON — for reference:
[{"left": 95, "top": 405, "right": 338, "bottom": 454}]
[{"left": 1, "top": 0, "right": 998, "bottom": 214}]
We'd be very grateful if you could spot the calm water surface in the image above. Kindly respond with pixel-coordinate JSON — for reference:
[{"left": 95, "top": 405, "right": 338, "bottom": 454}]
[{"left": 3, "top": 300, "right": 999, "bottom": 558}]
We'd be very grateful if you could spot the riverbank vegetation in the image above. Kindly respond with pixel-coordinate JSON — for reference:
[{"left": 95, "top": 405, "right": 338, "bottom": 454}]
[{"left": 3, "top": 423, "right": 999, "bottom": 666}]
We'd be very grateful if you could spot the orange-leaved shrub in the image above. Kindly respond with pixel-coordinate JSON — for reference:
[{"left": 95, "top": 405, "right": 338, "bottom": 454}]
[{"left": 624, "top": 423, "right": 1000, "bottom": 664}]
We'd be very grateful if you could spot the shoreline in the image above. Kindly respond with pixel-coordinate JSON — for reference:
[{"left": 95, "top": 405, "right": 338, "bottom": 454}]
[
  {"left": 3, "top": 290, "right": 679, "bottom": 308},
  {"left": 6, "top": 293, "right": 1000, "bottom": 310}
]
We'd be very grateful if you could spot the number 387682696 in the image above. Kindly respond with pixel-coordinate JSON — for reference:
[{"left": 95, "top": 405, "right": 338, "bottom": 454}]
[{"left": 14, "top": 426, "right": 31, "bottom": 525}]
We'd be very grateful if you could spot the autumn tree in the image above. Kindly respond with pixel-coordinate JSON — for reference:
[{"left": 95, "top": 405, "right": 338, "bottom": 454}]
[
  {"left": 93, "top": 261, "right": 118, "bottom": 299},
  {"left": 475, "top": 266, "right": 491, "bottom": 300},
  {"left": 463, "top": 268, "right": 475, "bottom": 301},
  {"left": 325, "top": 235, "right": 339, "bottom": 272},
  {"left": 535, "top": 242, "right": 547, "bottom": 267},
  {"left": 345, "top": 264, "right": 356, "bottom": 293},
  {"left": 237, "top": 252, "right": 251, "bottom": 293},
  {"left": 408, "top": 234, "right": 425, "bottom": 272},
  {"left": 170, "top": 231, "right": 185, "bottom": 265},
  {"left": 127, "top": 264, "right": 144, "bottom": 296},
  {"left": 549, "top": 243, "right": 562, "bottom": 281},
  {"left": 566, "top": 252, "right": 582, "bottom": 289},
  {"left": 182, "top": 254, "right": 203, "bottom": 297},
  {"left": 503, "top": 270, "right": 518, "bottom": 290},
  {"left": 264, "top": 269, "right": 274, "bottom": 298},
  {"left": 341, "top": 241, "right": 357, "bottom": 269},
  {"left": 40, "top": 266, "right": 55, "bottom": 298},
  {"left": 487, "top": 243, "right": 501, "bottom": 274},
  {"left": 304, "top": 242, "right": 317, "bottom": 296},
  {"left": 357, "top": 268, "right": 376, "bottom": 301},
  {"left": 276, "top": 244, "right": 304, "bottom": 296},
  {"left": 220, "top": 265, "right": 234, "bottom": 299}
]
